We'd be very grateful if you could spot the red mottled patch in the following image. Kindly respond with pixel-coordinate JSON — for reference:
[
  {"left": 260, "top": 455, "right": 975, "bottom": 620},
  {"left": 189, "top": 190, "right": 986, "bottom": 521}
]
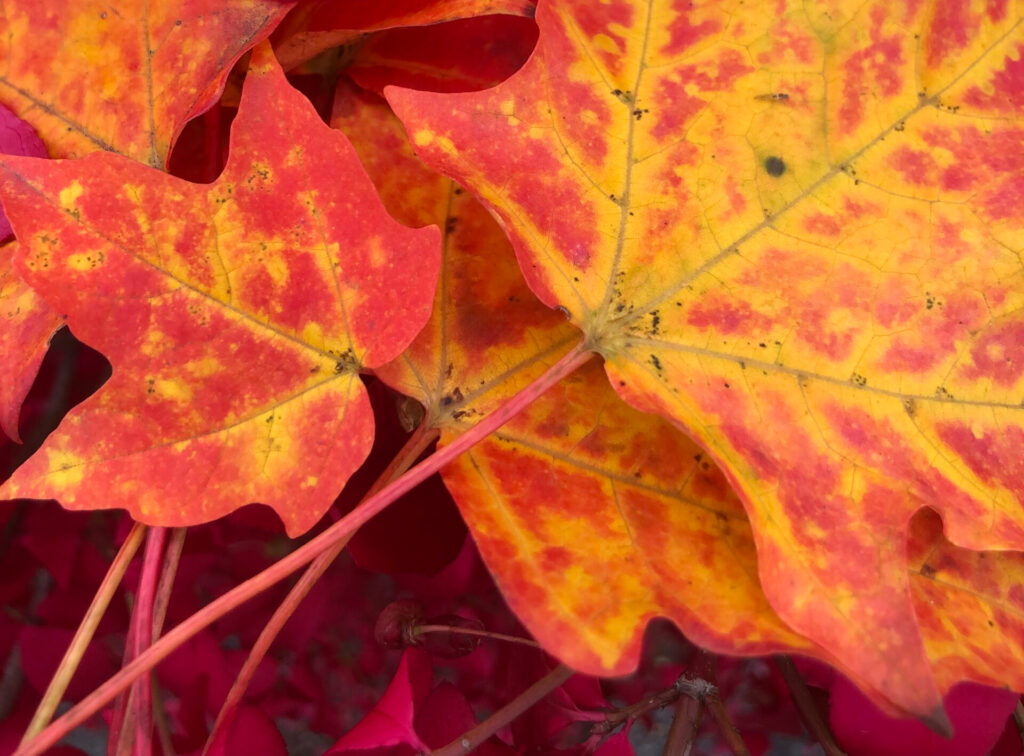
[
  {"left": 876, "top": 289, "right": 989, "bottom": 374},
  {"left": 542, "top": 8, "right": 614, "bottom": 166},
  {"left": 573, "top": 0, "right": 634, "bottom": 76},
  {"left": 802, "top": 212, "right": 843, "bottom": 237},
  {"left": 661, "top": 6, "right": 721, "bottom": 56},
  {"left": 822, "top": 403, "right": 985, "bottom": 520},
  {"left": 936, "top": 422, "right": 1024, "bottom": 500},
  {"left": 958, "top": 320, "right": 1024, "bottom": 386},
  {"left": 650, "top": 49, "right": 753, "bottom": 141},
  {"left": 837, "top": 7, "right": 905, "bottom": 137},
  {"left": 479, "top": 444, "right": 621, "bottom": 540},
  {"left": 685, "top": 294, "right": 772, "bottom": 336},
  {"left": 719, "top": 176, "right": 747, "bottom": 221},
  {"left": 756, "top": 18, "right": 817, "bottom": 65},
  {"left": 925, "top": 0, "right": 978, "bottom": 68},
  {"left": 871, "top": 275, "right": 919, "bottom": 330},
  {"left": 978, "top": 173, "right": 1024, "bottom": 222},
  {"left": 962, "top": 44, "right": 1024, "bottom": 114}
]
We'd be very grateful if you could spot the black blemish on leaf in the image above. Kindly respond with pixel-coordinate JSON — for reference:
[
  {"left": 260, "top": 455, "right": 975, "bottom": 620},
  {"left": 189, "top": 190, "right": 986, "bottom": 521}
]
[
  {"left": 764, "top": 156, "right": 786, "bottom": 177},
  {"left": 619, "top": 380, "right": 626, "bottom": 387},
  {"left": 919, "top": 563, "right": 937, "bottom": 578},
  {"left": 903, "top": 398, "right": 917, "bottom": 417},
  {"left": 441, "top": 387, "right": 465, "bottom": 407},
  {"left": 650, "top": 354, "right": 662, "bottom": 371},
  {"left": 445, "top": 217, "right": 458, "bottom": 234}
]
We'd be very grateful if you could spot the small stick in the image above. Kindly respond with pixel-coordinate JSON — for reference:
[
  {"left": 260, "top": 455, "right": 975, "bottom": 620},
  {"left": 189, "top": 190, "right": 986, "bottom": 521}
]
[
  {"left": 431, "top": 664, "right": 574, "bottom": 756},
  {"left": 775, "top": 656, "right": 845, "bottom": 756},
  {"left": 412, "top": 624, "right": 541, "bottom": 649},
  {"left": 1013, "top": 700, "right": 1024, "bottom": 746},
  {"left": 20, "top": 521, "right": 147, "bottom": 744},
  {"left": 663, "top": 691, "right": 703, "bottom": 756}
]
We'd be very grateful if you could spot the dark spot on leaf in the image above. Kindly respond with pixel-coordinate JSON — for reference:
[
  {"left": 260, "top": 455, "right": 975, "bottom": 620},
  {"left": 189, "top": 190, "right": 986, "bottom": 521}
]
[
  {"left": 441, "top": 387, "right": 465, "bottom": 407},
  {"left": 764, "top": 156, "right": 785, "bottom": 177},
  {"left": 919, "top": 563, "right": 937, "bottom": 578},
  {"left": 650, "top": 354, "right": 662, "bottom": 371}
]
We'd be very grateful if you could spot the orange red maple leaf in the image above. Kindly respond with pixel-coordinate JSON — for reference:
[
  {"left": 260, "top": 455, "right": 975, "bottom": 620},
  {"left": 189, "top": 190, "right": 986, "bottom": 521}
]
[{"left": 0, "top": 44, "right": 439, "bottom": 536}]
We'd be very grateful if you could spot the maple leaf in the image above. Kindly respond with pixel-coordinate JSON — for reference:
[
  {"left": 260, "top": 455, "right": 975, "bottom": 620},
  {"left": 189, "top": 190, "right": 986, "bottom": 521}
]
[
  {"left": 0, "top": 0, "right": 293, "bottom": 167},
  {"left": 387, "top": 0, "right": 1024, "bottom": 722},
  {"left": 0, "top": 43, "right": 440, "bottom": 536},
  {"left": 0, "top": 0, "right": 294, "bottom": 440}
]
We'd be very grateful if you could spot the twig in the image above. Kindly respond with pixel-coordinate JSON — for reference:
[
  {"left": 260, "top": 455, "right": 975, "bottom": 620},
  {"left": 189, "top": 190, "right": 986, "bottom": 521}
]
[
  {"left": 431, "top": 664, "right": 574, "bottom": 756},
  {"left": 412, "top": 624, "right": 541, "bottom": 649},
  {"left": 775, "top": 656, "right": 845, "bottom": 756},
  {"left": 16, "top": 345, "right": 594, "bottom": 756},
  {"left": 20, "top": 521, "right": 147, "bottom": 744},
  {"left": 1013, "top": 700, "right": 1024, "bottom": 746},
  {"left": 130, "top": 527, "right": 166, "bottom": 756},
  {"left": 663, "top": 691, "right": 703, "bottom": 756},
  {"left": 703, "top": 694, "right": 749, "bottom": 756}
]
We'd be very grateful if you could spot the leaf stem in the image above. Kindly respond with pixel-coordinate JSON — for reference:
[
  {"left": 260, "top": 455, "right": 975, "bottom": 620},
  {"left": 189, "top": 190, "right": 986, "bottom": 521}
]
[
  {"left": 775, "top": 656, "right": 845, "bottom": 756},
  {"left": 19, "top": 521, "right": 147, "bottom": 744},
  {"left": 662, "top": 690, "right": 703, "bottom": 756},
  {"left": 430, "top": 664, "right": 574, "bottom": 756},
  {"left": 202, "top": 422, "right": 440, "bottom": 755},
  {"left": 412, "top": 624, "right": 540, "bottom": 649},
  {"left": 16, "top": 343, "right": 593, "bottom": 756}
]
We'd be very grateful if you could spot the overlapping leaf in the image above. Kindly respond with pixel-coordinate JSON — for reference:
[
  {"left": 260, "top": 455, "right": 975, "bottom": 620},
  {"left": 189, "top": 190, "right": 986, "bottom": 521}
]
[
  {"left": 0, "top": 242, "right": 62, "bottom": 442},
  {"left": 333, "top": 77, "right": 821, "bottom": 674},
  {"left": 346, "top": 75, "right": 1024, "bottom": 713},
  {"left": 273, "top": 0, "right": 536, "bottom": 71},
  {"left": 0, "top": 0, "right": 294, "bottom": 440},
  {"left": 0, "top": 44, "right": 440, "bottom": 536},
  {"left": 0, "top": 0, "right": 293, "bottom": 167},
  {"left": 0, "top": 105, "right": 57, "bottom": 442},
  {"left": 388, "top": 0, "right": 1024, "bottom": 719}
]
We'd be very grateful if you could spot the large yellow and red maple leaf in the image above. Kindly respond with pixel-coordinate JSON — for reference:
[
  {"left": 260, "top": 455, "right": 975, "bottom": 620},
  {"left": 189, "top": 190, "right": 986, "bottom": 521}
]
[
  {"left": 388, "top": 0, "right": 1023, "bottom": 722},
  {"left": 0, "top": 43, "right": 440, "bottom": 536}
]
